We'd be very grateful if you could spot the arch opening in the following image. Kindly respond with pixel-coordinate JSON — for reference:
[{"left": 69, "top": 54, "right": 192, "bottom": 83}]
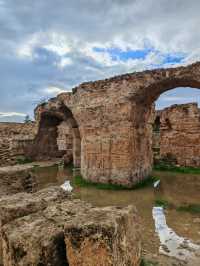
[
  {"left": 151, "top": 87, "right": 200, "bottom": 168},
  {"left": 27, "top": 105, "right": 81, "bottom": 168},
  {"left": 138, "top": 78, "right": 200, "bottom": 107}
]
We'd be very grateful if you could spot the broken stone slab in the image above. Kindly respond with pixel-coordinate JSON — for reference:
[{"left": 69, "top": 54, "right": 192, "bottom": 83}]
[
  {"left": 0, "top": 170, "right": 31, "bottom": 196},
  {"left": 0, "top": 186, "right": 70, "bottom": 265},
  {"left": 0, "top": 185, "right": 70, "bottom": 226},
  {"left": 2, "top": 199, "right": 141, "bottom": 266},
  {"left": 64, "top": 205, "right": 141, "bottom": 266}
]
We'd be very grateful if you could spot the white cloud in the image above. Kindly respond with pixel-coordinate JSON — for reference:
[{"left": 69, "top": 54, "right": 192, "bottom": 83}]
[
  {"left": 0, "top": 112, "right": 26, "bottom": 117},
  {"left": 43, "top": 86, "right": 66, "bottom": 95},
  {"left": 1, "top": 0, "right": 200, "bottom": 121},
  {"left": 57, "top": 57, "right": 73, "bottom": 69},
  {"left": 43, "top": 32, "right": 71, "bottom": 56},
  {"left": 17, "top": 32, "right": 72, "bottom": 59}
]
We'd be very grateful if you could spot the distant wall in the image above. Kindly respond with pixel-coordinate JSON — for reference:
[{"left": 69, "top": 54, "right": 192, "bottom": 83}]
[
  {"left": 0, "top": 119, "right": 75, "bottom": 167},
  {"left": 153, "top": 103, "right": 200, "bottom": 167},
  {"left": 0, "top": 122, "right": 37, "bottom": 166},
  {"left": 57, "top": 121, "right": 73, "bottom": 165}
]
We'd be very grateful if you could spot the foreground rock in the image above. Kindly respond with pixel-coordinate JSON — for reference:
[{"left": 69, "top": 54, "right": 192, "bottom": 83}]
[
  {"left": 64, "top": 205, "right": 141, "bottom": 266},
  {"left": 0, "top": 186, "right": 70, "bottom": 265},
  {"left": 0, "top": 170, "right": 38, "bottom": 196},
  {"left": 0, "top": 161, "right": 61, "bottom": 196},
  {"left": 0, "top": 187, "right": 141, "bottom": 266}
]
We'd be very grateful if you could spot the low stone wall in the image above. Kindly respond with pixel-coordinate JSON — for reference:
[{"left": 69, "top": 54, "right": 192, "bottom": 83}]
[
  {"left": 0, "top": 187, "right": 141, "bottom": 266},
  {"left": 153, "top": 103, "right": 200, "bottom": 167},
  {"left": 0, "top": 121, "right": 74, "bottom": 166},
  {"left": 0, "top": 122, "right": 37, "bottom": 166}
]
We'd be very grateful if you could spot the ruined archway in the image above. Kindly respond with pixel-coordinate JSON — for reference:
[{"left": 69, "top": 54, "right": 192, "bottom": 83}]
[
  {"left": 152, "top": 87, "right": 200, "bottom": 167},
  {"left": 28, "top": 101, "right": 81, "bottom": 168},
  {"left": 134, "top": 80, "right": 200, "bottom": 181},
  {"left": 31, "top": 62, "right": 200, "bottom": 187}
]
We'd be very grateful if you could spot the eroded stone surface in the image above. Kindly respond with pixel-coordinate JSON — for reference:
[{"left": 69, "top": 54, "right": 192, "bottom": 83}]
[
  {"left": 0, "top": 186, "right": 70, "bottom": 266},
  {"left": 1, "top": 193, "right": 141, "bottom": 266},
  {"left": 64, "top": 205, "right": 141, "bottom": 266},
  {"left": 0, "top": 170, "right": 38, "bottom": 196},
  {"left": 0, "top": 122, "right": 37, "bottom": 166}
]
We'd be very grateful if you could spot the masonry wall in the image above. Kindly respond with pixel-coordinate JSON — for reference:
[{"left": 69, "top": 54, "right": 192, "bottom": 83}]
[
  {"left": 30, "top": 62, "right": 200, "bottom": 186},
  {"left": 0, "top": 122, "right": 37, "bottom": 166},
  {"left": 57, "top": 121, "right": 73, "bottom": 165},
  {"left": 0, "top": 119, "right": 76, "bottom": 166},
  {"left": 153, "top": 103, "right": 200, "bottom": 167}
]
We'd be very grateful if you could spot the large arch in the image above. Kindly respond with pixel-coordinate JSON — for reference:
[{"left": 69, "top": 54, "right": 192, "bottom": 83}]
[
  {"left": 133, "top": 78, "right": 200, "bottom": 183},
  {"left": 32, "top": 62, "right": 200, "bottom": 187}
]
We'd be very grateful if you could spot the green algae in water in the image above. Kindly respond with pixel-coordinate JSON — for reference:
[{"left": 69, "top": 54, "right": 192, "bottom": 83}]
[
  {"left": 154, "top": 198, "right": 172, "bottom": 209},
  {"left": 73, "top": 174, "right": 159, "bottom": 190},
  {"left": 140, "top": 258, "right": 158, "bottom": 266},
  {"left": 177, "top": 204, "right": 200, "bottom": 214},
  {"left": 154, "top": 163, "right": 200, "bottom": 174}
]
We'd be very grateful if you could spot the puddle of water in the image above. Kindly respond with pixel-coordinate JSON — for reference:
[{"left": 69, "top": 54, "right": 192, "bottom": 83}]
[
  {"left": 153, "top": 206, "right": 200, "bottom": 262},
  {"left": 29, "top": 165, "right": 200, "bottom": 264},
  {"left": 30, "top": 164, "right": 72, "bottom": 190}
]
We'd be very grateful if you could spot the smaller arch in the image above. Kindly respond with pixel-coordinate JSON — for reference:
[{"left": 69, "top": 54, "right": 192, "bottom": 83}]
[{"left": 27, "top": 103, "right": 81, "bottom": 168}]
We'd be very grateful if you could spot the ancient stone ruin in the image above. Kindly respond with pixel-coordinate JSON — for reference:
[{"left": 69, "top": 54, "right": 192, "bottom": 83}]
[
  {"left": 153, "top": 102, "right": 200, "bottom": 167},
  {"left": 28, "top": 61, "right": 200, "bottom": 187},
  {"left": 1, "top": 62, "right": 200, "bottom": 266},
  {"left": 0, "top": 120, "right": 74, "bottom": 166},
  {"left": 0, "top": 122, "right": 37, "bottom": 166},
  {"left": 0, "top": 186, "right": 141, "bottom": 266}
]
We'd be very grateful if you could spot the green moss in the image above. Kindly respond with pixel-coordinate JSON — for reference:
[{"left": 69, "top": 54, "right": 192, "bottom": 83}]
[
  {"left": 154, "top": 198, "right": 172, "bottom": 209},
  {"left": 73, "top": 175, "right": 159, "bottom": 191},
  {"left": 154, "top": 162, "right": 200, "bottom": 174},
  {"left": 140, "top": 258, "right": 158, "bottom": 266},
  {"left": 177, "top": 204, "right": 200, "bottom": 214},
  {"left": 154, "top": 198, "right": 200, "bottom": 213},
  {"left": 16, "top": 156, "right": 33, "bottom": 164}
]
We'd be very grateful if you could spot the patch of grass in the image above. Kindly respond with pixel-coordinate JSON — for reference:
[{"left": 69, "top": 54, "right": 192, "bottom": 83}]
[
  {"left": 154, "top": 162, "right": 200, "bottom": 174},
  {"left": 154, "top": 198, "right": 172, "bottom": 209},
  {"left": 177, "top": 204, "right": 200, "bottom": 214},
  {"left": 73, "top": 175, "right": 159, "bottom": 191},
  {"left": 154, "top": 198, "right": 200, "bottom": 213},
  {"left": 140, "top": 258, "right": 158, "bottom": 266},
  {"left": 16, "top": 156, "right": 33, "bottom": 164}
]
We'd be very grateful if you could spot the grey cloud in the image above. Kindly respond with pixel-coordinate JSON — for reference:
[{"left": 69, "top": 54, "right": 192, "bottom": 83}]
[{"left": 0, "top": 0, "right": 200, "bottom": 121}]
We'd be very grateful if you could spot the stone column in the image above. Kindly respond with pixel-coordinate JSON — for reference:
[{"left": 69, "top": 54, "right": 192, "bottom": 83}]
[{"left": 73, "top": 128, "right": 81, "bottom": 168}]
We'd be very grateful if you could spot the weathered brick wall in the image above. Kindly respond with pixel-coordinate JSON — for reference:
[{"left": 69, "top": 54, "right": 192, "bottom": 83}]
[
  {"left": 153, "top": 103, "right": 200, "bottom": 167},
  {"left": 0, "top": 120, "right": 75, "bottom": 168},
  {"left": 0, "top": 122, "right": 37, "bottom": 166},
  {"left": 57, "top": 121, "right": 73, "bottom": 165}
]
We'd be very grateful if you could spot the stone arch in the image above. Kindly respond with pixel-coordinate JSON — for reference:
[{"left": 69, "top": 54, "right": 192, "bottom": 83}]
[
  {"left": 28, "top": 102, "right": 81, "bottom": 168},
  {"left": 138, "top": 78, "right": 200, "bottom": 107},
  {"left": 134, "top": 79, "right": 200, "bottom": 181},
  {"left": 30, "top": 62, "right": 200, "bottom": 187}
]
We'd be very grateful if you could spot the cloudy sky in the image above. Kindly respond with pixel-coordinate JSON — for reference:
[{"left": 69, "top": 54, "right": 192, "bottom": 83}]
[{"left": 0, "top": 0, "right": 200, "bottom": 122}]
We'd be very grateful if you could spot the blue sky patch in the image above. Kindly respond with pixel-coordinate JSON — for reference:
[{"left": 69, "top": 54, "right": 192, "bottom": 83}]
[
  {"left": 162, "top": 53, "right": 185, "bottom": 64},
  {"left": 93, "top": 46, "right": 186, "bottom": 66},
  {"left": 93, "top": 47, "right": 153, "bottom": 61}
]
